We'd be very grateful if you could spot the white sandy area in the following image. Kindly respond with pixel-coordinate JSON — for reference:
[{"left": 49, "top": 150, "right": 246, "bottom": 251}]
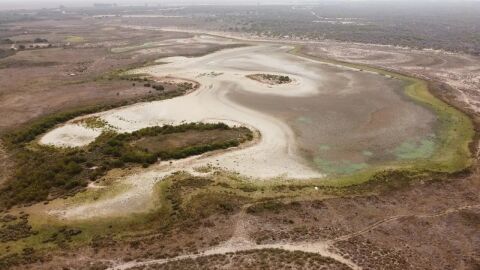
[
  {"left": 111, "top": 34, "right": 236, "bottom": 53},
  {"left": 39, "top": 124, "right": 102, "bottom": 147}
]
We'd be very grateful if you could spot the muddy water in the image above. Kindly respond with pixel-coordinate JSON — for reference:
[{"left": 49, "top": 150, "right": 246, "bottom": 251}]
[{"left": 229, "top": 66, "right": 436, "bottom": 174}]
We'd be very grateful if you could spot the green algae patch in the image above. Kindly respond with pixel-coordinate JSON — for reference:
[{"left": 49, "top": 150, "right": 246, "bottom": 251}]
[
  {"left": 314, "top": 158, "right": 369, "bottom": 175},
  {"left": 296, "top": 116, "right": 313, "bottom": 125},
  {"left": 394, "top": 138, "right": 435, "bottom": 160},
  {"left": 65, "top": 36, "right": 85, "bottom": 43},
  {"left": 401, "top": 78, "right": 474, "bottom": 173}
]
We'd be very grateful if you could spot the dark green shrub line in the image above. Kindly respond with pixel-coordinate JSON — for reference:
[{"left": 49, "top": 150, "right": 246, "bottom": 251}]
[
  {"left": 0, "top": 123, "right": 253, "bottom": 209},
  {"left": 118, "top": 73, "right": 194, "bottom": 92},
  {"left": 159, "top": 140, "right": 240, "bottom": 160},
  {"left": 130, "top": 122, "right": 230, "bottom": 137}
]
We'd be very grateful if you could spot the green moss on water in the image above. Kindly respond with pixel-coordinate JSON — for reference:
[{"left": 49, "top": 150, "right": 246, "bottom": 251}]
[
  {"left": 393, "top": 138, "right": 435, "bottom": 160},
  {"left": 314, "top": 158, "right": 369, "bottom": 175},
  {"left": 296, "top": 116, "right": 312, "bottom": 124}
]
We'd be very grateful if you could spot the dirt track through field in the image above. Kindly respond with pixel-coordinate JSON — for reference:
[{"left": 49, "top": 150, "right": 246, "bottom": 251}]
[{"left": 109, "top": 203, "right": 480, "bottom": 270}]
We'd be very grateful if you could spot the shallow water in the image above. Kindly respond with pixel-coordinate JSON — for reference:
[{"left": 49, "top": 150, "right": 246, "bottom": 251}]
[{"left": 228, "top": 60, "right": 436, "bottom": 174}]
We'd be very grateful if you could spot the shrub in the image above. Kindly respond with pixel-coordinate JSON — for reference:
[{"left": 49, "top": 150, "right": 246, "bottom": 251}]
[{"left": 153, "top": 84, "right": 164, "bottom": 91}]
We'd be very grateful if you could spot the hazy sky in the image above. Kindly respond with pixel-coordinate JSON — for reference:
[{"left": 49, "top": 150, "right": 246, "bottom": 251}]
[{"left": 0, "top": 0, "right": 478, "bottom": 11}]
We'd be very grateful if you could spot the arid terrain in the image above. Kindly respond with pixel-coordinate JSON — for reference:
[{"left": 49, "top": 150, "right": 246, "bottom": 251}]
[{"left": 0, "top": 4, "right": 479, "bottom": 270}]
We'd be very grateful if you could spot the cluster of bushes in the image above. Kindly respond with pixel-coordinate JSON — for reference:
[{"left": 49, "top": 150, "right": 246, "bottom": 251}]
[
  {"left": 261, "top": 74, "right": 291, "bottom": 84},
  {"left": 161, "top": 140, "right": 240, "bottom": 160},
  {"left": 119, "top": 74, "right": 166, "bottom": 91},
  {"left": 278, "top": 75, "right": 291, "bottom": 83},
  {"left": 177, "top": 82, "right": 194, "bottom": 91},
  {"left": 0, "top": 39, "right": 13, "bottom": 44},
  {"left": 163, "top": 175, "right": 245, "bottom": 224},
  {"left": 5, "top": 109, "right": 99, "bottom": 145},
  {"left": 246, "top": 200, "right": 285, "bottom": 214},
  {"left": 0, "top": 147, "right": 91, "bottom": 208},
  {"left": 0, "top": 122, "right": 252, "bottom": 209},
  {"left": 127, "top": 122, "right": 231, "bottom": 139},
  {"left": 91, "top": 123, "right": 249, "bottom": 167},
  {"left": 33, "top": 38, "right": 48, "bottom": 43},
  {"left": 151, "top": 84, "right": 164, "bottom": 91},
  {"left": 0, "top": 48, "right": 15, "bottom": 59},
  {"left": 0, "top": 214, "right": 34, "bottom": 243},
  {"left": 248, "top": 74, "right": 292, "bottom": 85}
]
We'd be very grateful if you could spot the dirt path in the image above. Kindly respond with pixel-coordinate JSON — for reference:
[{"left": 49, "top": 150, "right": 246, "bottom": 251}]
[
  {"left": 109, "top": 209, "right": 361, "bottom": 270},
  {"left": 333, "top": 203, "right": 480, "bottom": 243},
  {"left": 109, "top": 203, "right": 480, "bottom": 270}
]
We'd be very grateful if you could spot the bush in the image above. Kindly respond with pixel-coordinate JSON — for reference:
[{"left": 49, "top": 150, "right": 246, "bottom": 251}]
[
  {"left": 152, "top": 84, "right": 164, "bottom": 91},
  {"left": 33, "top": 38, "right": 48, "bottom": 43}
]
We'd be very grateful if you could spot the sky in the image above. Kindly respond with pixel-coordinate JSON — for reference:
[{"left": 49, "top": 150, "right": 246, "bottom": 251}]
[{"left": 0, "top": 0, "right": 478, "bottom": 11}]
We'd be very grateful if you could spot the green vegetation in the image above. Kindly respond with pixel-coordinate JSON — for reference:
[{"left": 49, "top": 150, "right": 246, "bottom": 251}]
[
  {"left": 314, "top": 158, "right": 369, "bottom": 175},
  {"left": 393, "top": 138, "right": 436, "bottom": 160},
  {"left": 0, "top": 214, "right": 34, "bottom": 243},
  {"left": 64, "top": 36, "right": 85, "bottom": 43},
  {"left": 0, "top": 164, "right": 451, "bottom": 267},
  {"left": 76, "top": 116, "right": 110, "bottom": 129},
  {"left": 247, "top": 74, "right": 292, "bottom": 85},
  {"left": 155, "top": 248, "right": 347, "bottom": 269},
  {"left": 117, "top": 72, "right": 195, "bottom": 92},
  {"left": 0, "top": 123, "right": 252, "bottom": 209}
]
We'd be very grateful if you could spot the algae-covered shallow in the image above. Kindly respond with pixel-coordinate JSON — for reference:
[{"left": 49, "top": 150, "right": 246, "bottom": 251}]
[
  {"left": 226, "top": 47, "right": 440, "bottom": 176},
  {"left": 292, "top": 48, "right": 475, "bottom": 186}
]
